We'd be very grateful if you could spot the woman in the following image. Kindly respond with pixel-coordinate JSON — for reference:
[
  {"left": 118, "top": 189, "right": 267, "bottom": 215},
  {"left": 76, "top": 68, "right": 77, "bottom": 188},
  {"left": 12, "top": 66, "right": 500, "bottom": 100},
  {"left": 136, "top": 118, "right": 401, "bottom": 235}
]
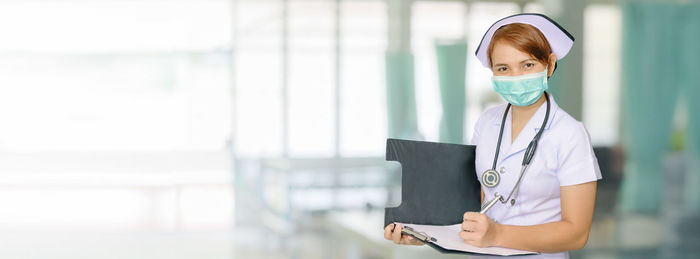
[{"left": 384, "top": 13, "right": 601, "bottom": 258}]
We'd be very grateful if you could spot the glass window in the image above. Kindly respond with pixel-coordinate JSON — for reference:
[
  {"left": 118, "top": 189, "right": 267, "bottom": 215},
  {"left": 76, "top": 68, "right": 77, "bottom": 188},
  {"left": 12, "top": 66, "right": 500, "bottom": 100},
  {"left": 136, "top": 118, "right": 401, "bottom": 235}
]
[
  {"left": 235, "top": 0, "right": 284, "bottom": 157},
  {"left": 288, "top": 0, "right": 335, "bottom": 157},
  {"left": 583, "top": 4, "right": 622, "bottom": 146},
  {"left": 412, "top": 1, "right": 467, "bottom": 142},
  {"left": 235, "top": 0, "right": 388, "bottom": 158},
  {"left": 0, "top": 0, "right": 233, "bottom": 152},
  {"left": 0, "top": 0, "right": 235, "bottom": 231},
  {"left": 340, "top": 0, "right": 387, "bottom": 157}
]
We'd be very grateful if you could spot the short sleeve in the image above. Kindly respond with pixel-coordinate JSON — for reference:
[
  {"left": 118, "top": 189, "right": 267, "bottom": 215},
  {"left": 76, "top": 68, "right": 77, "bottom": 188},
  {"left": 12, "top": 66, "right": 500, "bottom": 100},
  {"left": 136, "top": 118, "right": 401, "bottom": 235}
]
[{"left": 556, "top": 122, "right": 603, "bottom": 186}]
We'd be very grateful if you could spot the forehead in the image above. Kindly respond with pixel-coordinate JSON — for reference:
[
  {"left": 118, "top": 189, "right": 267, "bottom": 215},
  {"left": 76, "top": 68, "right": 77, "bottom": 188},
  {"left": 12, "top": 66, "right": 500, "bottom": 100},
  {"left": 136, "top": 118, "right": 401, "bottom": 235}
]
[{"left": 490, "top": 41, "right": 533, "bottom": 65}]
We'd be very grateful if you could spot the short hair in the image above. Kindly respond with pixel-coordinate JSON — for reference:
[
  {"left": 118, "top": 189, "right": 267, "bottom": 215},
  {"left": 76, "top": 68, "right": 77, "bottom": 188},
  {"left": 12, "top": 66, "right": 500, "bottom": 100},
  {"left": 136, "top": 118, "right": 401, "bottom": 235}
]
[{"left": 486, "top": 23, "right": 553, "bottom": 69}]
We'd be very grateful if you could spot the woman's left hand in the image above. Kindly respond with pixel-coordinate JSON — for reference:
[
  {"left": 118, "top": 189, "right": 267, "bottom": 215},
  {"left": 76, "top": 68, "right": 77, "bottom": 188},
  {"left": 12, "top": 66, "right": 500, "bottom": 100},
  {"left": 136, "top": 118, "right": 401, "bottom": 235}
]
[{"left": 460, "top": 212, "right": 500, "bottom": 247}]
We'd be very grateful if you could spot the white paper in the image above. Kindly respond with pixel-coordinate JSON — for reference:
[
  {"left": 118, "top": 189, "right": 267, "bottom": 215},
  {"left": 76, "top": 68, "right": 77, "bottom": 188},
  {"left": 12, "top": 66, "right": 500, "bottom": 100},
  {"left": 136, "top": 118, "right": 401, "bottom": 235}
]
[{"left": 401, "top": 223, "right": 537, "bottom": 256}]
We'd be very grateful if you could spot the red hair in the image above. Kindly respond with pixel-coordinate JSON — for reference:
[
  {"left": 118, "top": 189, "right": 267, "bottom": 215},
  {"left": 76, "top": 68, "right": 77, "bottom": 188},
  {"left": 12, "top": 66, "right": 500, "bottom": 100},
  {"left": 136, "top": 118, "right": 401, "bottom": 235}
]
[{"left": 487, "top": 23, "right": 552, "bottom": 68}]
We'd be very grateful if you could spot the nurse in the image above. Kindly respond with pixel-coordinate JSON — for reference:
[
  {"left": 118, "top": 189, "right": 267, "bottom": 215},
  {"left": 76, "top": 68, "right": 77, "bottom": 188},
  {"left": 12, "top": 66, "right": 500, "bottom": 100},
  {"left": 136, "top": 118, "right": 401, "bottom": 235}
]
[{"left": 384, "top": 13, "right": 602, "bottom": 258}]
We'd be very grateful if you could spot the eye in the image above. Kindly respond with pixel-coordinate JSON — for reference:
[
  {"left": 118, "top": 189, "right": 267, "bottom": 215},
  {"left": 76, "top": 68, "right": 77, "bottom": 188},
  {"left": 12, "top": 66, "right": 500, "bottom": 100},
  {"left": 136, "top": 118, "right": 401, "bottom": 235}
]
[
  {"left": 524, "top": 63, "right": 534, "bottom": 68},
  {"left": 497, "top": 67, "right": 507, "bottom": 72}
]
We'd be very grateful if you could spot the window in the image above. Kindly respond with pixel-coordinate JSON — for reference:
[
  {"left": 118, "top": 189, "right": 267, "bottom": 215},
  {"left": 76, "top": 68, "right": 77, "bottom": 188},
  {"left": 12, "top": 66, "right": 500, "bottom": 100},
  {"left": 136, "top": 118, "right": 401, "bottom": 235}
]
[
  {"left": 583, "top": 4, "right": 622, "bottom": 146},
  {"left": 234, "top": 0, "right": 387, "bottom": 158},
  {"left": 340, "top": 1, "right": 387, "bottom": 156},
  {"left": 288, "top": 0, "right": 335, "bottom": 157},
  {"left": 235, "top": 0, "right": 284, "bottom": 156},
  {"left": 0, "top": 0, "right": 233, "bottom": 151},
  {"left": 412, "top": 1, "right": 467, "bottom": 142},
  {"left": 0, "top": 0, "right": 234, "bottom": 231}
]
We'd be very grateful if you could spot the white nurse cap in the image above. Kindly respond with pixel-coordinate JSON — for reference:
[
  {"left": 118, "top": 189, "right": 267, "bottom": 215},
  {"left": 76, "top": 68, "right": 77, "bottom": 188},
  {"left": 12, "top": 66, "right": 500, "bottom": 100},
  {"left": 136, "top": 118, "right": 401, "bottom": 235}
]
[{"left": 474, "top": 13, "right": 575, "bottom": 68}]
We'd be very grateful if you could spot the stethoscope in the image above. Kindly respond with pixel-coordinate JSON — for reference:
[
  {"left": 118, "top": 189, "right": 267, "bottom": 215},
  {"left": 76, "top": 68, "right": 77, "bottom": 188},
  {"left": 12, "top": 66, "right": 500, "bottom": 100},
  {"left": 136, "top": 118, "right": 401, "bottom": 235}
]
[{"left": 480, "top": 92, "right": 550, "bottom": 214}]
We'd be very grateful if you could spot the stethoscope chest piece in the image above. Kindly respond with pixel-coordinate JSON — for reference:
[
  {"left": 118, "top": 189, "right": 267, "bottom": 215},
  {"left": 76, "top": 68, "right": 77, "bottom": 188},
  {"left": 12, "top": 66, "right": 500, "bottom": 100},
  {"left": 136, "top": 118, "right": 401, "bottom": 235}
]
[{"left": 482, "top": 169, "right": 500, "bottom": 188}]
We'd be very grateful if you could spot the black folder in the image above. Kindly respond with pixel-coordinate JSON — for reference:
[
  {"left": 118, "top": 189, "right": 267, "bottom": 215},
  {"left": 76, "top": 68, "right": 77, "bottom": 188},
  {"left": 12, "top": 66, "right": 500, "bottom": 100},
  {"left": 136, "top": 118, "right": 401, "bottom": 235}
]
[{"left": 384, "top": 138, "right": 481, "bottom": 227}]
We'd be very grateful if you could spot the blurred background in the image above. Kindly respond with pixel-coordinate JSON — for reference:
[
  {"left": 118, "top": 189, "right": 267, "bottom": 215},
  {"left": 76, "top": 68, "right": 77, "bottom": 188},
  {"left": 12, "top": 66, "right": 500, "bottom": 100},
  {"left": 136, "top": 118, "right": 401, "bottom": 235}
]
[{"left": 0, "top": 0, "right": 698, "bottom": 258}]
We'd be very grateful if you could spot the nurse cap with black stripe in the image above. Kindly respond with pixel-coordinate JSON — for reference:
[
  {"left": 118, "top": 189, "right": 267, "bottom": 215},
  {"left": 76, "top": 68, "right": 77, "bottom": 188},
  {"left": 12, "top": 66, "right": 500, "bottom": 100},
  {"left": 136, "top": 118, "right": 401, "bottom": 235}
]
[{"left": 474, "top": 13, "right": 575, "bottom": 68}]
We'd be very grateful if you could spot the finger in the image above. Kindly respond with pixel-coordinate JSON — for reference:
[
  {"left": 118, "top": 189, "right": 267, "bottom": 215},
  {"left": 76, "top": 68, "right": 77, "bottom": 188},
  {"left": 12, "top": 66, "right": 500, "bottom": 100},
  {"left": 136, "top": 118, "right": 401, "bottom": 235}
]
[
  {"left": 400, "top": 234, "right": 412, "bottom": 245},
  {"left": 384, "top": 224, "right": 394, "bottom": 240},
  {"left": 459, "top": 229, "right": 475, "bottom": 241},
  {"left": 412, "top": 238, "right": 425, "bottom": 246},
  {"left": 405, "top": 236, "right": 422, "bottom": 246},
  {"left": 462, "top": 220, "right": 477, "bottom": 232},
  {"left": 401, "top": 234, "right": 420, "bottom": 246},
  {"left": 463, "top": 212, "right": 482, "bottom": 221},
  {"left": 392, "top": 223, "right": 403, "bottom": 244},
  {"left": 461, "top": 230, "right": 483, "bottom": 245}
]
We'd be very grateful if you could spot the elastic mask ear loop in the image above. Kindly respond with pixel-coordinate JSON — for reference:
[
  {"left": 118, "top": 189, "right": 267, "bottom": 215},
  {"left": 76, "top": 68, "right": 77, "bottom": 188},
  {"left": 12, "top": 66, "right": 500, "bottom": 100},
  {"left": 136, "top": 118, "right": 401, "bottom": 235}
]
[{"left": 543, "top": 65, "right": 549, "bottom": 80}]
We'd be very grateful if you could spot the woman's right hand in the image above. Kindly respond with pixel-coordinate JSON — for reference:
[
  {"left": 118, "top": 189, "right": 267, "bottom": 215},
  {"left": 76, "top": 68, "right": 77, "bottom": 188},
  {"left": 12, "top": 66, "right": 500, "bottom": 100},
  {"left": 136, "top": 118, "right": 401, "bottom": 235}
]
[{"left": 383, "top": 223, "right": 424, "bottom": 246}]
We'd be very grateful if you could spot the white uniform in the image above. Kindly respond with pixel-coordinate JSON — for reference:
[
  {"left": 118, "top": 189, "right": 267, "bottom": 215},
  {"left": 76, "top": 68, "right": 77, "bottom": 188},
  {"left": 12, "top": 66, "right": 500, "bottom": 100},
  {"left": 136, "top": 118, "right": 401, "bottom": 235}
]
[{"left": 470, "top": 96, "right": 602, "bottom": 259}]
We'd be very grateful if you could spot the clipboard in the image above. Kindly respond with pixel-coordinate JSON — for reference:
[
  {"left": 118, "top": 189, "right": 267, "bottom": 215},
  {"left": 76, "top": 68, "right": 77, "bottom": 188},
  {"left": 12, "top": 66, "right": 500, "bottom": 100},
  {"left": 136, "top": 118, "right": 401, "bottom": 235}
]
[
  {"left": 399, "top": 224, "right": 536, "bottom": 256},
  {"left": 383, "top": 138, "right": 537, "bottom": 256}
]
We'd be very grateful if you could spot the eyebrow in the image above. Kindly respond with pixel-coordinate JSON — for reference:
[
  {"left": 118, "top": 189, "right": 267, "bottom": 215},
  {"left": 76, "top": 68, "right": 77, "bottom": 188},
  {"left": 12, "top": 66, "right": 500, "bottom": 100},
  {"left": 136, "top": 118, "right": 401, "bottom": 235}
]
[{"left": 493, "top": 58, "right": 537, "bottom": 67}]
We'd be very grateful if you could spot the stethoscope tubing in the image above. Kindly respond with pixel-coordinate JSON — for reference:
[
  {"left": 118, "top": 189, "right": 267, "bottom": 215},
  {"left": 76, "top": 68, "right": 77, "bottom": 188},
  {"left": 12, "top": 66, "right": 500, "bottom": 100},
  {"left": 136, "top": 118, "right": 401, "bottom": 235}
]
[{"left": 483, "top": 92, "right": 551, "bottom": 210}]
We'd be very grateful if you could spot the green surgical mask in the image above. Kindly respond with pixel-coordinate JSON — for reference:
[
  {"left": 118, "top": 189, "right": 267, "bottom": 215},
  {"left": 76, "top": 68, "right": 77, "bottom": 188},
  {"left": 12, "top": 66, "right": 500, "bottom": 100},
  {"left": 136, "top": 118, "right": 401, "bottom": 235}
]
[{"left": 492, "top": 69, "right": 548, "bottom": 106}]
